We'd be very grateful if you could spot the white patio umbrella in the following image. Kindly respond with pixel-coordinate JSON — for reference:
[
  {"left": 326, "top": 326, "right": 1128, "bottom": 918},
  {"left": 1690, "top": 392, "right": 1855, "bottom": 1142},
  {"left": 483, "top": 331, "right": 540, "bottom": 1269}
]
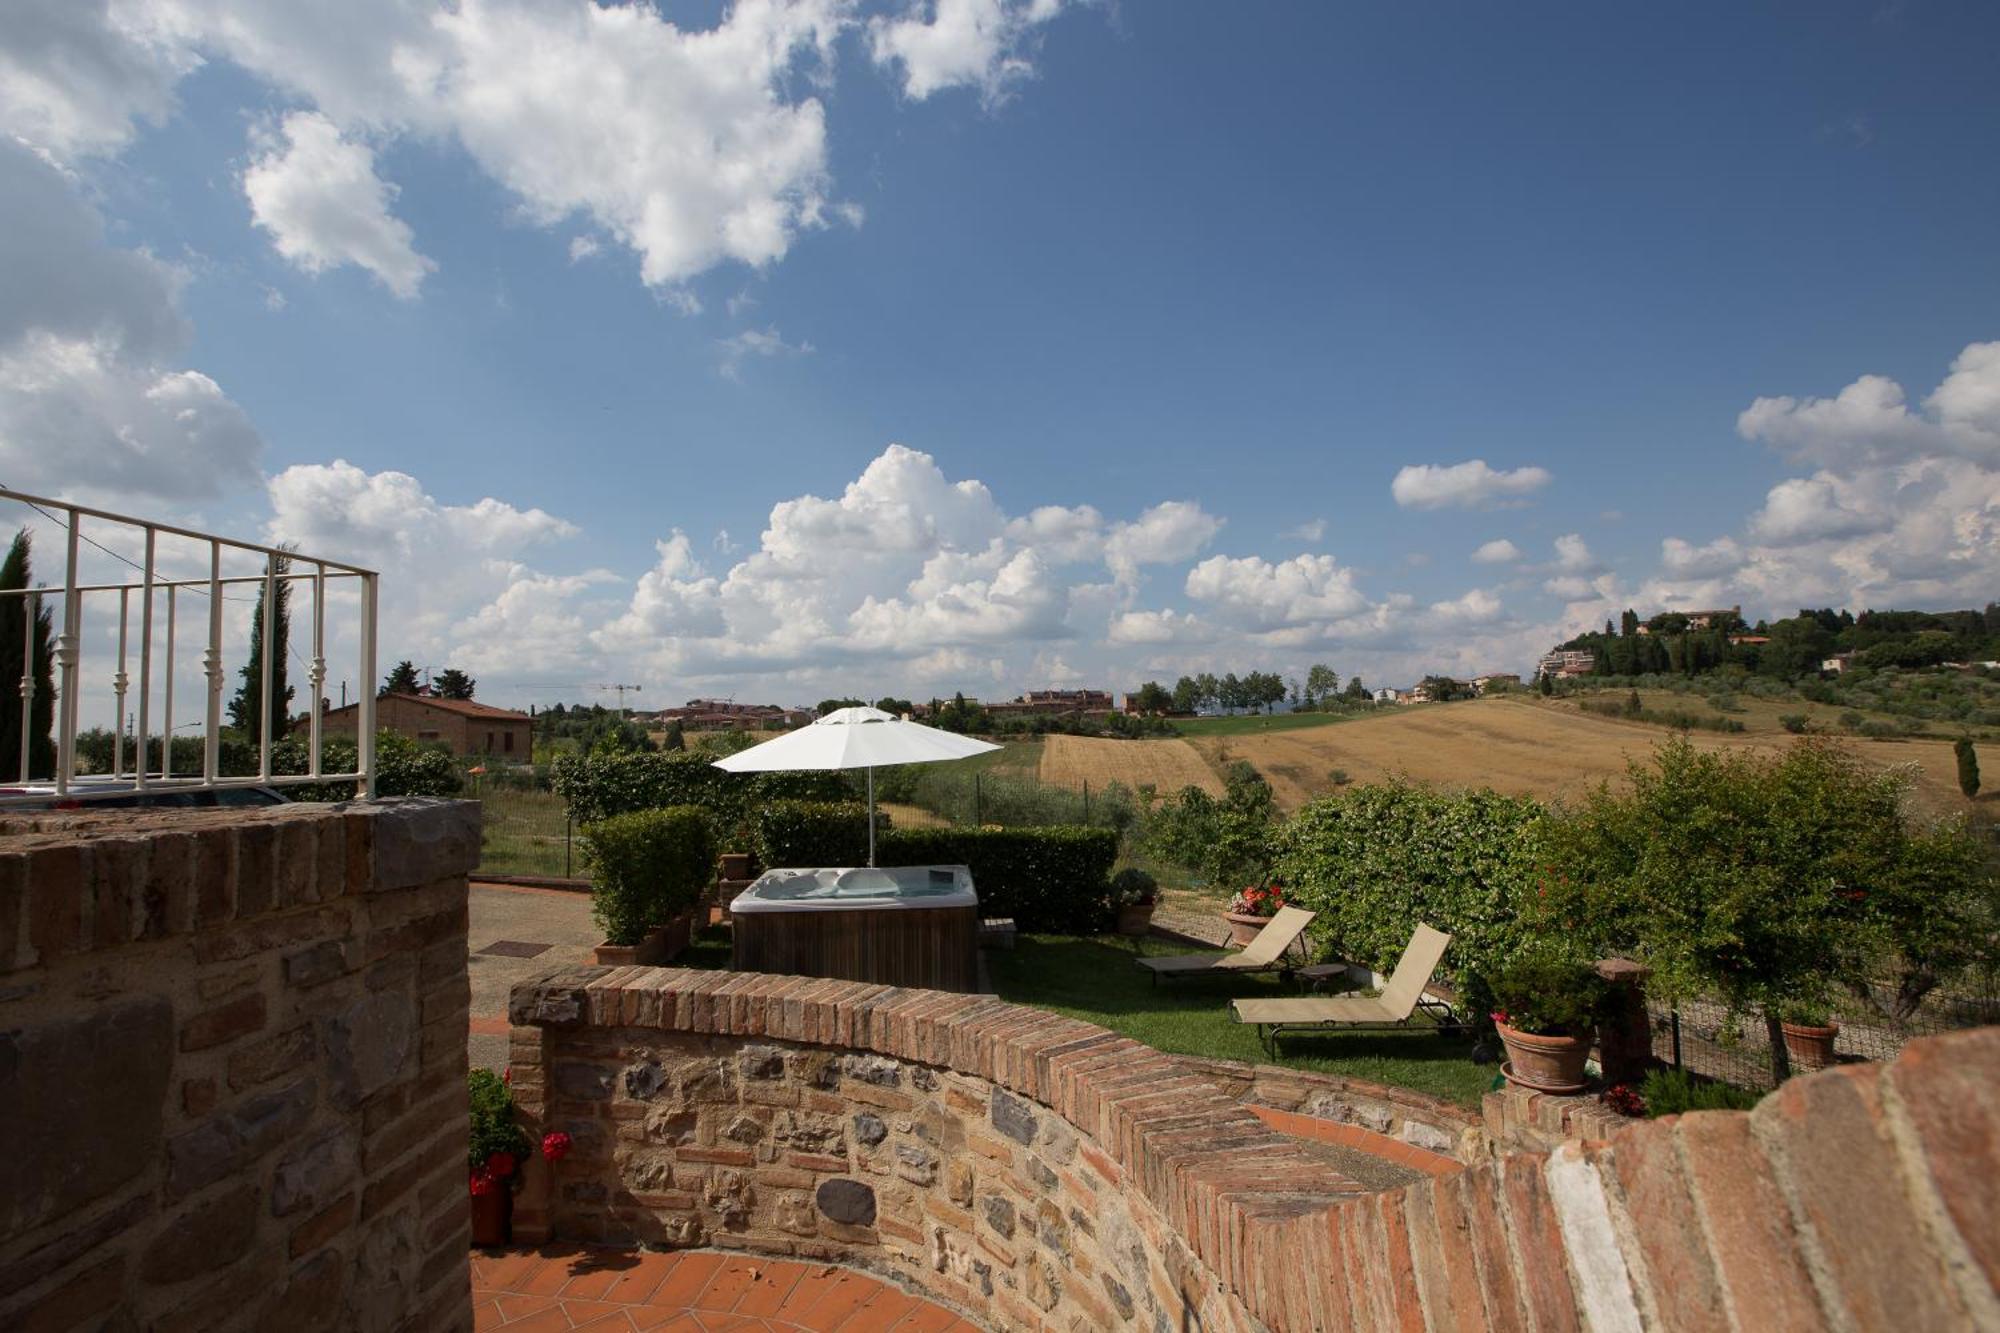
[{"left": 710, "top": 706, "right": 999, "bottom": 865}]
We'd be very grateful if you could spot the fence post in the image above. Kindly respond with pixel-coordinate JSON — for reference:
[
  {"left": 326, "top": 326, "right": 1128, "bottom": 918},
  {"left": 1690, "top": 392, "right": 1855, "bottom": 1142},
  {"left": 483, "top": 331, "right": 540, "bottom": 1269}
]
[{"left": 565, "top": 812, "right": 572, "bottom": 879}]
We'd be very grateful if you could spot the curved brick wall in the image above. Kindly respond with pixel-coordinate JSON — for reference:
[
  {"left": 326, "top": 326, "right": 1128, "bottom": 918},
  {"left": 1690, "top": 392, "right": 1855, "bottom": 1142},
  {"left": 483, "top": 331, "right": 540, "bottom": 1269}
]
[{"left": 507, "top": 967, "right": 2000, "bottom": 1332}]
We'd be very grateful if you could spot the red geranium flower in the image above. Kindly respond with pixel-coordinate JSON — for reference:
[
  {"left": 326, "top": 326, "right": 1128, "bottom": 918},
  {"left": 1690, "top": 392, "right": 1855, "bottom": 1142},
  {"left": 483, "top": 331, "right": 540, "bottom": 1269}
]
[
  {"left": 468, "top": 1168, "right": 498, "bottom": 1197},
  {"left": 541, "top": 1131, "right": 572, "bottom": 1162},
  {"left": 486, "top": 1152, "right": 516, "bottom": 1180}
]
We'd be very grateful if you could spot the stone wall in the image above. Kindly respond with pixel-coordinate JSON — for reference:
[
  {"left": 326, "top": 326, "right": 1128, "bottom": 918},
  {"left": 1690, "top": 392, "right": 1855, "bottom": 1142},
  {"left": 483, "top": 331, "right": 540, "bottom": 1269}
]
[
  {"left": 0, "top": 799, "right": 481, "bottom": 1332},
  {"left": 510, "top": 966, "right": 2000, "bottom": 1332}
]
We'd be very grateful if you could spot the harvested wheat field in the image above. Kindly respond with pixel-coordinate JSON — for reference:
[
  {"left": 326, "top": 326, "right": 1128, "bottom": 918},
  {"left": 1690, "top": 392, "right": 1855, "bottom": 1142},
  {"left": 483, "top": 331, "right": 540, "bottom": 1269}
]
[
  {"left": 1180, "top": 696, "right": 1988, "bottom": 817},
  {"left": 1039, "top": 733, "right": 1224, "bottom": 796}
]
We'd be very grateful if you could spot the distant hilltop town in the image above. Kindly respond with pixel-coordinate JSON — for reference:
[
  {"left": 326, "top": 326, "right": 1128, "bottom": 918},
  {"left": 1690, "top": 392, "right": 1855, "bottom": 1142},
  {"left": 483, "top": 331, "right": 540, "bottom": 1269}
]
[{"left": 1535, "top": 602, "right": 2000, "bottom": 682}]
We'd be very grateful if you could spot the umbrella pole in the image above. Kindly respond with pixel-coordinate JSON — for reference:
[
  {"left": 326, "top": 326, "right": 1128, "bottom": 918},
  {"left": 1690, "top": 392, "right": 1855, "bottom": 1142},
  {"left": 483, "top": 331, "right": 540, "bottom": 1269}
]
[{"left": 866, "top": 766, "right": 876, "bottom": 867}]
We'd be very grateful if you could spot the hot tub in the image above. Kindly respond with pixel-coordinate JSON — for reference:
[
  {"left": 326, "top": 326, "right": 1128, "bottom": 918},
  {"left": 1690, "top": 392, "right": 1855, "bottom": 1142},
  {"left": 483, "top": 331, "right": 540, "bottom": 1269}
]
[{"left": 730, "top": 865, "right": 979, "bottom": 992}]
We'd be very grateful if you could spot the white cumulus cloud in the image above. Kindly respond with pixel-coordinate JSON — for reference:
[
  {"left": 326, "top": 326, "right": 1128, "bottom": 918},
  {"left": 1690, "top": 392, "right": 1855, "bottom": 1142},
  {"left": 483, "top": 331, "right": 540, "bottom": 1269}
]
[
  {"left": 1391, "top": 459, "right": 1552, "bottom": 510},
  {"left": 869, "top": 0, "right": 1067, "bottom": 104},
  {"left": 1471, "top": 538, "right": 1521, "bottom": 564},
  {"left": 244, "top": 111, "right": 434, "bottom": 298}
]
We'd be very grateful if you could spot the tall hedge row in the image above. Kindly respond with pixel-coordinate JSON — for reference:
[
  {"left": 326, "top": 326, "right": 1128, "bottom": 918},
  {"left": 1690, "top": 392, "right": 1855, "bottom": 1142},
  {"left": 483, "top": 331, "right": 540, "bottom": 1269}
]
[
  {"left": 551, "top": 751, "right": 850, "bottom": 830},
  {"left": 751, "top": 800, "right": 881, "bottom": 870},
  {"left": 879, "top": 826, "right": 1119, "bottom": 934},
  {"left": 1272, "top": 783, "right": 1547, "bottom": 1000},
  {"left": 746, "top": 800, "right": 1118, "bottom": 933}
]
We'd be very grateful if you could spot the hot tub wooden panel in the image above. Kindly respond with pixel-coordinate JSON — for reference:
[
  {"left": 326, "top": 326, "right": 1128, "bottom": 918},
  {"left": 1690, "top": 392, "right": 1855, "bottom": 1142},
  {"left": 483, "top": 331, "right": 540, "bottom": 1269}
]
[{"left": 732, "top": 904, "right": 979, "bottom": 992}]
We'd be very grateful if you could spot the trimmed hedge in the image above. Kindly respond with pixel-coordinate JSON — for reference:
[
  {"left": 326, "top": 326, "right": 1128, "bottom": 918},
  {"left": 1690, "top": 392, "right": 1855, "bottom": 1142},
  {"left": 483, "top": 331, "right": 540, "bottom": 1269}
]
[
  {"left": 578, "top": 805, "right": 717, "bottom": 946},
  {"left": 879, "top": 826, "right": 1119, "bottom": 934},
  {"left": 752, "top": 800, "right": 878, "bottom": 869},
  {"left": 552, "top": 751, "right": 849, "bottom": 831}
]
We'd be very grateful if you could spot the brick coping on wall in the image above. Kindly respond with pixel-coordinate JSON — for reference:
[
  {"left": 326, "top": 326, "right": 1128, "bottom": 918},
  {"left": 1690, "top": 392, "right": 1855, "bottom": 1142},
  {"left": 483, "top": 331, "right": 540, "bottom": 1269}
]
[{"left": 511, "top": 965, "right": 2000, "bottom": 1332}]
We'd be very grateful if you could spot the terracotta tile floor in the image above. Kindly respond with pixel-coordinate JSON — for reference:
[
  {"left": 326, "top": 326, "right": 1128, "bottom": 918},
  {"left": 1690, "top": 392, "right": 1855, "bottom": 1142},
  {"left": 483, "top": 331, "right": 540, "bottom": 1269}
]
[{"left": 471, "top": 1246, "right": 986, "bottom": 1331}]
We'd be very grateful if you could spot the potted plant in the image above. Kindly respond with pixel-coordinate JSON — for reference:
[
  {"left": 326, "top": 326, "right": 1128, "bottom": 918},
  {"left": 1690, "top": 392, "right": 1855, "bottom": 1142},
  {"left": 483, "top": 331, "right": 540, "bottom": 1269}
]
[
  {"left": 1777, "top": 1002, "right": 1841, "bottom": 1070},
  {"left": 1488, "top": 951, "right": 1610, "bottom": 1094},
  {"left": 468, "top": 1069, "right": 529, "bottom": 1246},
  {"left": 1223, "top": 883, "right": 1284, "bottom": 947},
  {"left": 579, "top": 806, "right": 716, "bottom": 965},
  {"left": 1111, "top": 868, "right": 1160, "bottom": 937}
]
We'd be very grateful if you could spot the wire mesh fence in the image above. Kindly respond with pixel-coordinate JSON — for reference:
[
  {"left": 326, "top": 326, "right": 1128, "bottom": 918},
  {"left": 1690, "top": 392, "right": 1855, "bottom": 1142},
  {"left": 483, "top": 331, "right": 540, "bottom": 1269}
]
[{"left": 1647, "top": 969, "right": 2000, "bottom": 1091}]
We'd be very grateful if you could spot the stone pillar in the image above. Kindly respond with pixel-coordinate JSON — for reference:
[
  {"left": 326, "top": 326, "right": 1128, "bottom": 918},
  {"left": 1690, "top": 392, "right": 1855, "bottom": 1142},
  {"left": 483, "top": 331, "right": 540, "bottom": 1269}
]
[{"left": 1594, "top": 957, "right": 1654, "bottom": 1085}]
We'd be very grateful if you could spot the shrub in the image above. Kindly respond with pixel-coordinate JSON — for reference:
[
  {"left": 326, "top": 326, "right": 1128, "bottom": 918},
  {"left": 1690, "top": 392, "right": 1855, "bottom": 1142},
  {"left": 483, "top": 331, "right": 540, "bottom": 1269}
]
[
  {"left": 468, "top": 1068, "right": 528, "bottom": 1169},
  {"left": 1539, "top": 736, "right": 1999, "bottom": 1025},
  {"left": 267, "top": 729, "right": 464, "bottom": 800},
  {"left": 1110, "top": 867, "right": 1159, "bottom": 906},
  {"left": 1637, "top": 1068, "right": 1762, "bottom": 1117},
  {"left": 1144, "top": 762, "right": 1278, "bottom": 889},
  {"left": 752, "top": 800, "right": 879, "bottom": 868},
  {"left": 878, "top": 826, "right": 1118, "bottom": 933},
  {"left": 551, "top": 751, "right": 847, "bottom": 835},
  {"left": 1488, "top": 950, "right": 1609, "bottom": 1036},
  {"left": 578, "top": 806, "right": 716, "bottom": 945},
  {"left": 1779, "top": 713, "right": 1810, "bottom": 734},
  {"left": 1273, "top": 782, "right": 1546, "bottom": 1001}
]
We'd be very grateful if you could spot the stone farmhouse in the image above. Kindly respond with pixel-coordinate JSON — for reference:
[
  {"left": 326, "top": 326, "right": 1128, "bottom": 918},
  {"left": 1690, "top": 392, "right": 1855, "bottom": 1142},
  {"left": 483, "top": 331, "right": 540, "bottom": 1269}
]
[{"left": 319, "top": 692, "right": 534, "bottom": 759}]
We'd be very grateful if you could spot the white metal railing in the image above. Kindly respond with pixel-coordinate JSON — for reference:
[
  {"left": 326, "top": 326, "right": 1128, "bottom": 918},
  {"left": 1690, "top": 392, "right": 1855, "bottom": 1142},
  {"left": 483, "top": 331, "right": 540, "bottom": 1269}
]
[{"left": 0, "top": 486, "right": 377, "bottom": 804}]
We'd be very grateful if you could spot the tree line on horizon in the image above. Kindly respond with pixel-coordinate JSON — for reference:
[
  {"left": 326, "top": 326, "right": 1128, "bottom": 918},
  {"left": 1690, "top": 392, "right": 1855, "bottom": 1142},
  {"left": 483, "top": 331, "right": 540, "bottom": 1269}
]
[{"left": 1555, "top": 604, "right": 2000, "bottom": 681}]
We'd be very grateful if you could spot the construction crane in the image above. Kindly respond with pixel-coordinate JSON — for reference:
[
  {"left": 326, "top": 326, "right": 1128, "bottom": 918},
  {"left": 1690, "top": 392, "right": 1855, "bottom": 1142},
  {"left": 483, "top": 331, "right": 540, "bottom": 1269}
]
[
  {"left": 596, "top": 683, "right": 643, "bottom": 718},
  {"left": 515, "top": 683, "right": 645, "bottom": 718}
]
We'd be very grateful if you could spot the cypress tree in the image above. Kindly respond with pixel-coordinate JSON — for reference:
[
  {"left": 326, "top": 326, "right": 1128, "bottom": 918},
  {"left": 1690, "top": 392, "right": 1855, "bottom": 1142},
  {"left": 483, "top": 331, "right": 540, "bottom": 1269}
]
[
  {"left": 1955, "top": 737, "right": 1980, "bottom": 799},
  {"left": 0, "top": 529, "right": 56, "bottom": 782},
  {"left": 228, "top": 555, "right": 293, "bottom": 743}
]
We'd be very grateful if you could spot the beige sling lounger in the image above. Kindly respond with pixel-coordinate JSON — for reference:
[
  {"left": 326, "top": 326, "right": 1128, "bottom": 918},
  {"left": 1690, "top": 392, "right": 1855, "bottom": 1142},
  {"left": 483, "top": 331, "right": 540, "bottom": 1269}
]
[
  {"left": 1136, "top": 906, "right": 1316, "bottom": 984},
  {"left": 1231, "top": 923, "right": 1458, "bottom": 1051}
]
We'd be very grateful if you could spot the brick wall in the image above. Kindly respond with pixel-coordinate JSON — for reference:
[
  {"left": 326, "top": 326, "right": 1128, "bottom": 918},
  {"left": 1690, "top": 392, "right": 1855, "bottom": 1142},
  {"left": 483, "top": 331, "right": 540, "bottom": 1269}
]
[
  {"left": 510, "top": 967, "right": 2000, "bottom": 1332},
  {"left": 0, "top": 799, "right": 481, "bottom": 1332}
]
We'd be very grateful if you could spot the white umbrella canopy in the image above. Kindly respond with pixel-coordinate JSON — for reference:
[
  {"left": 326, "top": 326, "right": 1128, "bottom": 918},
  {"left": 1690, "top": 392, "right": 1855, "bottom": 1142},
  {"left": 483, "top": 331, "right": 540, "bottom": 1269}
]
[{"left": 711, "top": 706, "right": 999, "bottom": 864}]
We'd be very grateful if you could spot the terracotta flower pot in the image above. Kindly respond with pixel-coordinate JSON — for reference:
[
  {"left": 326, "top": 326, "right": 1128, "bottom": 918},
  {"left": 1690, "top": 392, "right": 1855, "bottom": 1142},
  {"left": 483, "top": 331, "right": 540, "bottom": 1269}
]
[
  {"left": 1222, "top": 910, "right": 1269, "bottom": 948},
  {"left": 1780, "top": 1020, "right": 1840, "bottom": 1070},
  {"left": 1116, "top": 902, "right": 1156, "bottom": 937},
  {"left": 593, "top": 933, "right": 663, "bottom": 966},
  {"left": 650, "top": 911, "right": 696, "bottom": 963},
  {"left": 469, "top": 1188, "right": 512, "bottom": 1248},
  {"left": 1496, "top": 1021, "right": 1591, "bottom": 1094}
]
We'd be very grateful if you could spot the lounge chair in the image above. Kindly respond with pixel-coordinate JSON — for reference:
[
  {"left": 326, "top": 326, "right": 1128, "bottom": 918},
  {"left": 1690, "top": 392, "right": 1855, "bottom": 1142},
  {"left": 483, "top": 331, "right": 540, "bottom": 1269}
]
[
  {"left": 1136, "top": 906, "right": 1316, "bottom": 984},
  {"left": 1230, "top": 923, "right": 1458, "bottom": 1052}
]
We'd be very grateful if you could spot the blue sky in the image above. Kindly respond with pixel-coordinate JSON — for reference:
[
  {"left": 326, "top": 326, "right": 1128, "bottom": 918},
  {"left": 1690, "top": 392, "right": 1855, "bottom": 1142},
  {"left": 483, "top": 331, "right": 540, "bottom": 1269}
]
[{"left": 5, "top": 0, "right": 1999, "bottom": 713}]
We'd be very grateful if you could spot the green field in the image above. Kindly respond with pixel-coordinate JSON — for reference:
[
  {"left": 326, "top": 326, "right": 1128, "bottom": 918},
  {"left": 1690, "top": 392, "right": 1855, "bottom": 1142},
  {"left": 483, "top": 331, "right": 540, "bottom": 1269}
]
[
  {"left": 473, "top": 786, "right": 574, "bottom": 877},
  {"left": 1170, "top": 711, "right": 1359, "bottom": 738}
]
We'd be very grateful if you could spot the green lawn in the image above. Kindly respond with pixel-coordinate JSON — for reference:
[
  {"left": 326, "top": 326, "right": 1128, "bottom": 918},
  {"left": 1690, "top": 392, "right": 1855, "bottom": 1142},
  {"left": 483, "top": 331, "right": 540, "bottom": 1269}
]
[
  {"left": 1171, "top": 711, "right": 1359, "bottom": 738},
  {"left": 987, "top": 934, "right": 1493, "bottom": 1108},
  {"left": 671, "top": 924, "right": 1491, "bottom": 1108}
]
